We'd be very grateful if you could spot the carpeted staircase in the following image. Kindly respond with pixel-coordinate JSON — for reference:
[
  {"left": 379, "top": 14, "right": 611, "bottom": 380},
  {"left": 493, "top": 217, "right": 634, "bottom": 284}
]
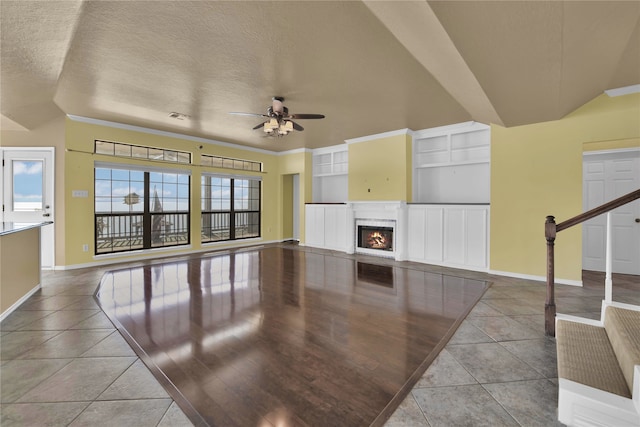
[{"left": 556, "top": 303, "right": 640, "bottom": 426}]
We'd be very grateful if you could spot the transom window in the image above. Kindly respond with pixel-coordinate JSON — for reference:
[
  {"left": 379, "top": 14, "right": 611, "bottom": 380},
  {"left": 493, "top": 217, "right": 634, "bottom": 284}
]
[
  {"left": 95, "top": 164, "right": 190, "bottom": 254},
  {"left": 201, "top": 174, "right": 260, "bottom": 242},
  {"left": 95, "top": 140, "right": 191, "bottom": 164},
  {"left": 201, "top": 154, "right": 262, "bottom": 172}
]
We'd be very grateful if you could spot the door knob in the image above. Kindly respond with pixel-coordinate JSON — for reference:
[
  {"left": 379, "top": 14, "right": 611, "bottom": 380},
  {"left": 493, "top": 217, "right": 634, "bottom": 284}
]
[
  {"left": 43, "top": 213, "right": 50, "bottom": 217},
  {"left": 636, "top": 218, "right": 640, "bottom": 223}
]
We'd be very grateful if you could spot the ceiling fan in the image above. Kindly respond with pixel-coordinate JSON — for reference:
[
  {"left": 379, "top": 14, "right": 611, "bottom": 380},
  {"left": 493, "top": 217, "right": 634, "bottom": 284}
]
[{"left": 229, "top": 96, "right": 324, "bottom": 136}]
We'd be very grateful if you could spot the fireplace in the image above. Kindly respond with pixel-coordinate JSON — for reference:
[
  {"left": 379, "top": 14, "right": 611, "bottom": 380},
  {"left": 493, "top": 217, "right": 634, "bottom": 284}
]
[
  {"left": 358, "top": 226, "right": 393, "bottom": 252},
  {"left": 355, "top": 219, "right": 395, "bottom": 257}
]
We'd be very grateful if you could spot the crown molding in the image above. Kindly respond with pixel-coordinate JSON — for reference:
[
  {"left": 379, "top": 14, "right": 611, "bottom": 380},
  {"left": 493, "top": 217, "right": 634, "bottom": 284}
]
[{"left": 66, "top": 115, "right": 277, "bottom": 156}]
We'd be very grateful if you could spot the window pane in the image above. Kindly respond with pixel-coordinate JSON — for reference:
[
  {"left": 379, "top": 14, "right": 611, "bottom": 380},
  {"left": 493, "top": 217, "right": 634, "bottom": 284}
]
[
  {"left": 177, "top": 184, "right": 189, "bottom": 198},
  {"left": 130, "top": 170, "right": 144, "bottom": 182},
  {"left": 164, "top": 151, "right": 178, "bottom": 162},
  {"left": 177, "top": 199, "right": 190, "bottom": 210},
  {"left": 132, "top": 145, "right": 148, "bottom": 159},
  {"left": 95, "top": 168, "right": 111, "bottom": 180},
  {"left": 163, "top": 173, "right": 178, "bottom": 183},
  {"left": 114, "top": 144, "right": 131, "bottom": 157},
  {"left": 95, "top": 141, "right": 114, "bottom": 155},
  {"left": 149, "top": 148, "right": 163, "bottom": 160},
  {"left": 12, "top": 160, "right": 43, "bottom": 211},
  {"left": 177, "top": 152, "right": 190, "bottom": 164},
  {"left": 149, "top": 172, "right": 163, "bottom": 183},
  {"left": 112, "top": 169, "right": 129, "bottom": 181}
]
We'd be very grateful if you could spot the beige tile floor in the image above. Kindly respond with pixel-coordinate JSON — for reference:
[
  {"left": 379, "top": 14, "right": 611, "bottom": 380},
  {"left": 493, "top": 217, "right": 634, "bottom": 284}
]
[
  {"left": 385, "top": 270, "right": 640, "bottom": 427},
  {"left": 1, "top": 246, "right": 637, "bottom": 426}
]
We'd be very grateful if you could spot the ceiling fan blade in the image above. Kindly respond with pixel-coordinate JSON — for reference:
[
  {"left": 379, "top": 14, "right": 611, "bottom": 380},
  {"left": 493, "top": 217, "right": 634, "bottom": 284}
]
[
  {"left": 291, "top": 121, "right": 304, "bottom": 131},
  {"left": 229, "top": 112, "right": 269, "bottom": 118},
  {"left": 253, "top": 121, "right": 268, "bottom": 130},
  {"left": 288, "top": 113, "right": 325, "bottom": 120}
]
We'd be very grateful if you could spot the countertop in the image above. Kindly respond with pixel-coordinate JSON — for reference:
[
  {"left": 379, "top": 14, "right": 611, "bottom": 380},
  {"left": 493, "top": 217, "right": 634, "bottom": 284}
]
[{"left": 0, "top": 222, "right": 53, "bottom": 236}]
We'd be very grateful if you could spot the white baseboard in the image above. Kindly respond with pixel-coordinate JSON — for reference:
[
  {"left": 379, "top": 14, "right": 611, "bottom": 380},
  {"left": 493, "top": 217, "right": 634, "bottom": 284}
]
[
  {"left": 0, "top": 284, "right": 41, "bottom": 321},
  {"left": 488, "top": 269, "right": 583, "bottom": 287}
]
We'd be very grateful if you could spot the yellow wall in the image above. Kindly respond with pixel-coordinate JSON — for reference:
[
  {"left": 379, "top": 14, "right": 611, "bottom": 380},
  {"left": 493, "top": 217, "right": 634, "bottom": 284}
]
[
  {"left": 491, "top": 93, "right": 640, "bottom": 281},
  {"left": 1, "top": 116, "right": 67, "bottom": 265},
  {"left": 348, "top": 133, "right": 412, "bottom": 201},
  {"left": 64, "top": 118, "right": 284, "bottom": 266}
]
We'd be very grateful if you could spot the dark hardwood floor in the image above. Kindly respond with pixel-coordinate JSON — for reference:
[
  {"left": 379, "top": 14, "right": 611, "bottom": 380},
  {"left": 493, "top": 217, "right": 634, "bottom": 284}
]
[{"left": 95, "top": 245, "right": 488, "bottom": 426}]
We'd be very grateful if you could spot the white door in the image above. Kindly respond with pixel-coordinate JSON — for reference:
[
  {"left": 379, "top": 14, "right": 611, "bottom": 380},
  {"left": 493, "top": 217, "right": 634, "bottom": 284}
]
[
  {"left": 2, "top": 148, "right": 55, "bottom": 269},
  {"left": 583, "top": 150, "right": 640, "bottom": 274}
]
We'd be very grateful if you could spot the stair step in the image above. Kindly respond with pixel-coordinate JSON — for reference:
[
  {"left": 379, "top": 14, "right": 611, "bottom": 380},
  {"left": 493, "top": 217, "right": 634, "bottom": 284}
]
[
  {"left": 557, "top": 319, "right": 630, "bottom": 398},
  {"left": 604, "top": 306, "right": 640, "bottom": 393}
]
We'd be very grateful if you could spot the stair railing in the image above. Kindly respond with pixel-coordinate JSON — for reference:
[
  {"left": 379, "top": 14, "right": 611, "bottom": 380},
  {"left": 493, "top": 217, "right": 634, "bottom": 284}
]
[{"left": 545, "top": 188, "right": 640, "bottom": 336}]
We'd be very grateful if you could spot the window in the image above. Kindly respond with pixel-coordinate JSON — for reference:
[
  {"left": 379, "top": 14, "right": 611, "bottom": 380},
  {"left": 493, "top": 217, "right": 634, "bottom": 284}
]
[
  {"left": 201, "top": 175, "right": 260, "bottom": 243},
  {"left": 201, "top": 154, "right": 262, "bottom": 172},
  {"left": 95, "top": 165, "right": 190, "bottom": 254},
  {"left": 95, "top": 140, "right": 191, "bottom": 164},
  {"left": 12, "top": 160, "right": 43, "bottom": 211}
]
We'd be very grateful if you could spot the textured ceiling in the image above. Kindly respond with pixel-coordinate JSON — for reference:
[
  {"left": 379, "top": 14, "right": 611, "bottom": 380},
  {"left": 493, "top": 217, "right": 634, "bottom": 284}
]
[{"left": 1, "top": 1, "right": 639, "bottom": 152}]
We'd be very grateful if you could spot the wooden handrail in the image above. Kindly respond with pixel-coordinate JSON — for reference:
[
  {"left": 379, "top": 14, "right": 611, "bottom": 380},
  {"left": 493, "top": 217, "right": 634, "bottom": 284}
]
[
  {"left": 556, "top": 189, "right": 640, "bottom": 232},
  {"left": 544, "top": 188, "right": 640, "bottom": 336}
]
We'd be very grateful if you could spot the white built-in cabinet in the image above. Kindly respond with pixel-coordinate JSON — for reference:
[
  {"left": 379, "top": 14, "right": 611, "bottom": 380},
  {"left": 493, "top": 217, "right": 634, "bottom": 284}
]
[
  {"left": 413, "top": 122, "right": 490, "bottom": 203},
  {"left": 312, "top": 146, "right": 348, "bottom": 203},
  {"left": 406, "top": 204, "right": 489, "bottom": 270},
  {"left": 304, "top": 202, "right": 489, "bottom": 271},
  {"left": 305, "top": 123, "right": 492, "bottom": 273},
  {"left": 305, "top": 204, "right": 349, "bottom": 251}
]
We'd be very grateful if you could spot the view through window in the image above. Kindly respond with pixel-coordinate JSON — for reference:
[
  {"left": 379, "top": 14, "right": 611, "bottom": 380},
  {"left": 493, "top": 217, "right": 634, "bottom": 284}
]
[
  {"left": 201, "top": 175, "right": 260, "bottom": 242},
  {"left": 95, "top": 167, "right": 190, "bottom": 254}
]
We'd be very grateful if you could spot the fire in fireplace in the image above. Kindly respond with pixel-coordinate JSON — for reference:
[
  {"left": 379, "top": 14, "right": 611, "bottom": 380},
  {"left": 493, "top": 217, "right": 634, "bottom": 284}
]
[{"left": 358, "top": 226, "right": 393, "bottom": 251}]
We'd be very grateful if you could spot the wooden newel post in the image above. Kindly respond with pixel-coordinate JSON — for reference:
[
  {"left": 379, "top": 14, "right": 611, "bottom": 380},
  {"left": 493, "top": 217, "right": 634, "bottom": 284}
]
[{"left": 545, "top": 215, "right": 557, "bottom": 337}]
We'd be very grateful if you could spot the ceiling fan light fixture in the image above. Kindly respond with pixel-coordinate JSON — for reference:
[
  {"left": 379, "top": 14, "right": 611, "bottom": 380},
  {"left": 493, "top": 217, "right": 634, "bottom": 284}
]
[
  {"left": 284, "top": 121, "right": 294, "bottom": 132},
  {"left": 233, "top": 97, "right": 324, "bottom": 137}
]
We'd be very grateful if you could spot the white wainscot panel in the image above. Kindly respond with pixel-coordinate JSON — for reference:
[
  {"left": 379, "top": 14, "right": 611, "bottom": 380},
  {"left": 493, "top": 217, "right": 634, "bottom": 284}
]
[
  {"left": 425, "top": 208, "right": 444, "bottom": 262},
  {"left": 406, "top": 205, "right": 488, "bottom": 271},
  {"left": 304, "top": 204, "right": 349, "bottom": 252},
  {"left": 445, "top": 208, "right": 466, "bottom": 265},
  {"left": 305, "top": 205, "right": 325, "bottom": 247},
  {"left": 466, "top": 209, "right": 488, "bottom": 267},
  {"left": 324, "top": 205, "right": 348, "bottom": 251},
  {"left": 407, "top": 208, "right": 426, "bottom": 260}
]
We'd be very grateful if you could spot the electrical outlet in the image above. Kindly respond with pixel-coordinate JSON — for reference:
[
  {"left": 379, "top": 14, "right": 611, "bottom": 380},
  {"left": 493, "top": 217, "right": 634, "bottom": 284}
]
[{"left": 82, "top": 244, "right": 89, "bottom": 252}]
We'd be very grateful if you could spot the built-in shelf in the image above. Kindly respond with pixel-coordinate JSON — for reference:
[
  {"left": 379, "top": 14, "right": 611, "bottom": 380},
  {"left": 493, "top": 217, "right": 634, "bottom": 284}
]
[
  {"left": 413, "top": 122, "right": 490, "bottom": 204},
  {"left": 313, "top": 149, "right": 348, "bottom": 176},
  {"left": 312, "top": 145, "right": 349, "bottom": 203}
]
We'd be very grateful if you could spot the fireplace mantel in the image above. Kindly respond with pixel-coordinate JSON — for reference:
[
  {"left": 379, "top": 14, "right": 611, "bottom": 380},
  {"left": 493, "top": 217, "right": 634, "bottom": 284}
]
[
  {"left": 305, "top": 201, "right": 489, "bottom": 272},
  {"left": 347, "top": 201, "right": 407, "bottom": 260}
]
